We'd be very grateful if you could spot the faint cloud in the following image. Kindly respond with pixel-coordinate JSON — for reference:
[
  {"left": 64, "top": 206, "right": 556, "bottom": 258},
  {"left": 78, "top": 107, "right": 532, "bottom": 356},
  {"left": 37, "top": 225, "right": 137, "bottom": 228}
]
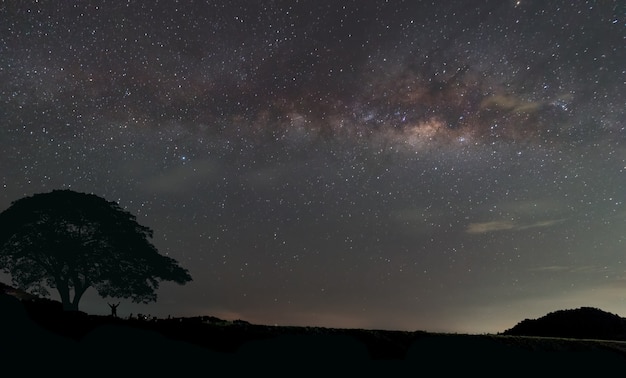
[
  {"left": 466, "top": 218, "right": 566, "bottom": 234},
  {"left": 529, "top": 265, "right": 609, "bottom": 274},
  {"left": 528, "top": 265, "right": 571, "bottom": 272},
  {"left": 466, "top": 220, "right": 515, "bottom": 234},
  {"left": 517, "top": 218, "right": 567, "bottom": 230}
]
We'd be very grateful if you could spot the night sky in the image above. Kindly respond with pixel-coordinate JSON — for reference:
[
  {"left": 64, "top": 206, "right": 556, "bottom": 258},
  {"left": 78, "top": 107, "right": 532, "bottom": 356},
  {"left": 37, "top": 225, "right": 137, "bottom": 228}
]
[{"left": 1, "top": 1, "right": 625, "bottom": 333}]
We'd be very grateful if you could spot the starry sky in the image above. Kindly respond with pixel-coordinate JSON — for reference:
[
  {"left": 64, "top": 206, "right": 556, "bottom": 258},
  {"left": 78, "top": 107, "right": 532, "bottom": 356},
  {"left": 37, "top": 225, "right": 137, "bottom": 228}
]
[{"left": 1, "top": 0, "right": 625, "bottom": 334}]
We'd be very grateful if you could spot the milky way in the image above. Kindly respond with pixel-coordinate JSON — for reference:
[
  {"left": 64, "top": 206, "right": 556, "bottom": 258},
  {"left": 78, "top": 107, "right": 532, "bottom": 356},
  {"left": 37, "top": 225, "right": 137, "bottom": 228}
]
[{"left": 1, "top": 1, "right": 625, "bottom": 333}]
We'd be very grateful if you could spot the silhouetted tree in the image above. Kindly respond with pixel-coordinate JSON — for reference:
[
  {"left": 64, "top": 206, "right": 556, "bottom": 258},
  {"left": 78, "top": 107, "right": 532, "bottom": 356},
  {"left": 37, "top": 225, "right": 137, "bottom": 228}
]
[{"left": 0, "top": 189, "right": 192, "bottom": 311}]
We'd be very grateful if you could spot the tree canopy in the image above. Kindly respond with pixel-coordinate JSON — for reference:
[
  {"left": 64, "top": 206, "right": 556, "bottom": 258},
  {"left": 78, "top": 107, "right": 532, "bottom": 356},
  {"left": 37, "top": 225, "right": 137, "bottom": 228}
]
[{"left": 0, "top": 189, "right": 192, "bottom": 311}]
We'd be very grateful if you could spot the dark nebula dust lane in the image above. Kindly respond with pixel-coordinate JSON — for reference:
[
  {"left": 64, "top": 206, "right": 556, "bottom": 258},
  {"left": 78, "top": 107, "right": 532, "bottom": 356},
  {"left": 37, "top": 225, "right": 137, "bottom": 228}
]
[{"left": 1, "top": 1, "right": 625, "bottom": 333}]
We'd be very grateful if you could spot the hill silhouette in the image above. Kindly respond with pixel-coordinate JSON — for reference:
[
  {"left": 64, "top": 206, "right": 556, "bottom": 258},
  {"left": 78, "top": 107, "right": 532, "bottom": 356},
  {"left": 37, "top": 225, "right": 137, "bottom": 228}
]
[
  {"left": 503, "top": 307, "right": 626, "bottom": 341},
  {"left": 3, "top": 282, "right": 626, "bottom": 374},
  {"left": 0, "top": 280, "right": 42, "bottom": 301}
]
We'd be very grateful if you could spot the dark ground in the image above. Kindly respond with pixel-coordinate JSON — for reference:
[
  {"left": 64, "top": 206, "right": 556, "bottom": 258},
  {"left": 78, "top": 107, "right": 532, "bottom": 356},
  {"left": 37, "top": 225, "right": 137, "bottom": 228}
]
[{"left": 3, "top": 293, "right": 626, "bottom": 376}]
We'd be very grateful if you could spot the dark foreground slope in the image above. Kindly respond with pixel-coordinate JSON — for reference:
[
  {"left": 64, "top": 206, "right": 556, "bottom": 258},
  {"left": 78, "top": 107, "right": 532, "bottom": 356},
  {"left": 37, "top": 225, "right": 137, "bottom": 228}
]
[{"left": 2, "top": 292, "right": 626, "bottom": 376}]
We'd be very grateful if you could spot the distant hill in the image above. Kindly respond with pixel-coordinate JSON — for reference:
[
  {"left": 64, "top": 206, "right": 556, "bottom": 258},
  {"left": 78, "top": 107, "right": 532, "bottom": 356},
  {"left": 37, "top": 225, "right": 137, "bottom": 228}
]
[
  {"left": 0, "top": 280, "right": 65, "bottom": 314},
  {"left": 0, "top": 280, "right": 41, "bottom": 300},
  {"left": 503, "top": 307, "right": 626, "bottom": 341}
]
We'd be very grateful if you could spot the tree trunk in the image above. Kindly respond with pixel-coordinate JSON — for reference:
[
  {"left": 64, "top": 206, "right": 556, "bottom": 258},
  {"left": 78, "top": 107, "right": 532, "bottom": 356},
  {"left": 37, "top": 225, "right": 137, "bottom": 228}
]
[
  {"left": 56, "top": 283, "right": 78, "bottom": 311},
  {"left": 72, "top": 285, "right": 89, "bottom": 311}
]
